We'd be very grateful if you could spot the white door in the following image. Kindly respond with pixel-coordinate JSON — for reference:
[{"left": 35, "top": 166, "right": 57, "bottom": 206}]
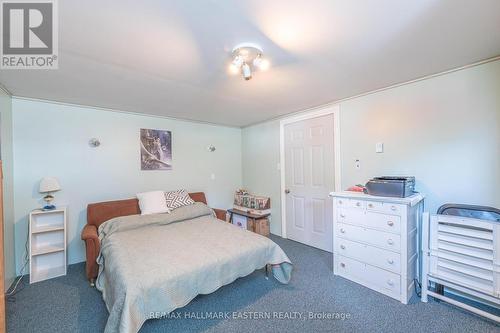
[{"left": 284, "top": 114, "right": 334, "bottom": 252}]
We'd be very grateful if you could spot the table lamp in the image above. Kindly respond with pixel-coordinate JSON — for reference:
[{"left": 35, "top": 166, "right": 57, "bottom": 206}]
[{"left": 39, "top": 177, "right": 61, "bottom": 210}]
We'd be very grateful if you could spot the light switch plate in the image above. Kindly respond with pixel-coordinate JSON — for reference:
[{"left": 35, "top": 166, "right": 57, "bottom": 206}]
[
  {"left": 355, "top": 159, "right": 361, "bottom": 170},
  {"left": 376, "top": 142, "right": 384, "bottom": 153}
]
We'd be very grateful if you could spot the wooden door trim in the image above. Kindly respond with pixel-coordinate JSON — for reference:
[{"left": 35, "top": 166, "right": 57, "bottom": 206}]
[{"left": 279, "top": 105, "right": 341, "bottom": 239}]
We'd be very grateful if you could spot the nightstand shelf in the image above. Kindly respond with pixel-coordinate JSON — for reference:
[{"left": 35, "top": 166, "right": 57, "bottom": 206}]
[
  {"left": 31, "top": 225, "right": 65, "bottom": 234},
  {"left": 227, "top": 209, "right": 270, "bottom": 237},
  {"left": 29, "top": 207, "right": 67, "bottom": 283},
  {"left": 31, "top": 265, "right": 66, "bottom": 284},
  {"left": 31, "top": 244, "right": 65, "bottom": 256}
]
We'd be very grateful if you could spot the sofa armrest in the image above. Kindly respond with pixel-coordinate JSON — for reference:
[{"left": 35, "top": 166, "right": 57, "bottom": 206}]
[
  {"left": 213, "top": 208, "right": 227, "bottom": 222},
  {"left": 81, "top": 224, "right": 98, "bottom": 241},
  {"left": 81, "top": 224, "right": 100, "bottom": 281}
]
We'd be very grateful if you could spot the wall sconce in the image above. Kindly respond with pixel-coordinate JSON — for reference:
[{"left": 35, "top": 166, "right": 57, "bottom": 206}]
[
  {"left": 89, "top": 138, "right": 101, "bottom": 147},
  {"left": 207, "top": 145, "right": 216, "bottom": 152}
]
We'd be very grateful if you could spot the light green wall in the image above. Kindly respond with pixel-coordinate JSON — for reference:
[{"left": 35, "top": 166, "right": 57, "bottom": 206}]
[
  {"left": 12, "top": 99, "right": 242, "bottom": 273},
  {"left": 340, "top": 60, "right": 500, "bottom": 214},
  {"left": 0, "top": 89, "right": 15, "bottom": 289},
  {"left": 242, "top": 60, "right": 500, "bottom": 236},
  {"left": 242, "top": 121, "right": 281, "bottom": 235}
]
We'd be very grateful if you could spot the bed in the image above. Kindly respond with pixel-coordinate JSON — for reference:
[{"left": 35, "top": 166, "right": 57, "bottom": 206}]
[{"left": 81, "top": 192, "right": 292, "bottom": 333}]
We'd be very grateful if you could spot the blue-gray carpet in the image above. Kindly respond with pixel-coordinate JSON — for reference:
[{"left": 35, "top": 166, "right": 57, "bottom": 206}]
[{"left": 6, "top": 236, "right": 500, "bottom": 332}]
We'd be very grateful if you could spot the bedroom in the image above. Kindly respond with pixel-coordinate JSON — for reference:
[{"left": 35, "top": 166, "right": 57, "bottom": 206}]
[{"left": 0, "top": 0, "right": 499, "bottom": 332}]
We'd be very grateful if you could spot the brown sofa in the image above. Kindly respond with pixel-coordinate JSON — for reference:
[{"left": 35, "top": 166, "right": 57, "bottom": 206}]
[{"left": 81, "top": 192, "right": 226, "bottom": 284}]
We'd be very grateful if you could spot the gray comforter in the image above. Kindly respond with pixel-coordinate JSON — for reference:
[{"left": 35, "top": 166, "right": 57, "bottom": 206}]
[{"left": 96, "top": 203, "right": 292, "bottom": 333}]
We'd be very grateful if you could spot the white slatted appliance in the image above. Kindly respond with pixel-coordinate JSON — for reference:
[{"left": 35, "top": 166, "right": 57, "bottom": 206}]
[{"left": 421, "top": 211, "right": 500, "bottom": 322}]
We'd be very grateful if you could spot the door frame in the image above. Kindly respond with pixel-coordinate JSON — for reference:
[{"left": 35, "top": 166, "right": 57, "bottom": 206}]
[{"left": 279, "top": 104, "right": 342, "bottom": 239}]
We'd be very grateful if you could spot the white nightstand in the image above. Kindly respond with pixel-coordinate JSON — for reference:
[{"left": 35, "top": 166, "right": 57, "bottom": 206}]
[{"left": 29, "top": 207, "right": 67, "bottom": 283}]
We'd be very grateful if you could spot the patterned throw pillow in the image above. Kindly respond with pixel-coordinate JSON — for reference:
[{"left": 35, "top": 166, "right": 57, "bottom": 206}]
[{"left": 164, "top": 189, "right": 195, "bottom": 210}]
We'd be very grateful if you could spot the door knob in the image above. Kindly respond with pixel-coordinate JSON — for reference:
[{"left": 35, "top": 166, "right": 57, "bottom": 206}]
[{"left": 284, "top": 189, "right": 290, "bottom": 194}]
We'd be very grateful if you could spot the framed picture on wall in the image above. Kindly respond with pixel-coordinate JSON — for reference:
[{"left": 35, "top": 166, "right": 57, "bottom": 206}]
[{"left": 140, "top": 128, "right": 172, "bottom": 170}]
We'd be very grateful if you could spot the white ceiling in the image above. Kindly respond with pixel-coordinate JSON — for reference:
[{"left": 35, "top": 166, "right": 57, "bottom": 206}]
[{"left": 1, "top": 0, "right": 500, "bottom": 127}]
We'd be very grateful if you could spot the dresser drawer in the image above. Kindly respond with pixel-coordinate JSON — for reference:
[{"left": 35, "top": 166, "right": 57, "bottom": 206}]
[
  {"left": 349, "top": 199, "right": 365, "bottom": 209},
  {"left": 336, "top": 198, "right": 366, "bottom": 209},
  {"left": 336, "top": 198, "right": 347, "bottom": 207},
  {"left": 335, "top": 238, "right": 401, "bottom": 273},
  {"left": 365, "top": 212, "right": 401, "bottom": 234},
  {"left": 337, "top": 209, "right": 401, "bottom": 234},
  {"left": 337, "top": 207, "right": 364, "bottom": 223},
  {"left": 366, "top": 200, "right": 403, "bottom": 215},
  {"left": 337, "top": 223, "right": 401, "bottom": 252},
  {"left": 383, "top": 203, "right": 402, "bottom": 215},
  {"left": 335, "top": 254, "right": 401, "bottom": 298},
  {"left": 366, "top": 200, "right": 383, "bottom": 211}
]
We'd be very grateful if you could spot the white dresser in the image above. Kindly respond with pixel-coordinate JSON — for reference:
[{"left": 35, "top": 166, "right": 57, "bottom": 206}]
[{"left": 330, "top": 191, "right": 424, "bottom": 304}]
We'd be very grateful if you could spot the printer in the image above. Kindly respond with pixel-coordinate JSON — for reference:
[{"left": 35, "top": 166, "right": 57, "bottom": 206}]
[{"left": 365, "top": 176, "right": 415, "bottom": 198}]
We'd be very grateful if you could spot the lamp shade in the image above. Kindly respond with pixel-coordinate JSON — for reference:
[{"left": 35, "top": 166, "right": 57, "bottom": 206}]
[{"left": 39, "top": 177, "right": 61, "bottom": 193}]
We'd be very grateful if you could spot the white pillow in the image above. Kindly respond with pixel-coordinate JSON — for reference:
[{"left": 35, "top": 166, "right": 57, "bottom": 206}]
[{"left": 136, "top": 191, "right": 171, "bottom": 215}]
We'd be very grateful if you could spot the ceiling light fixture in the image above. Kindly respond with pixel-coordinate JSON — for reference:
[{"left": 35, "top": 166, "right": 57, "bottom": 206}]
[
  {"left": 229, "top": 43, "right": 269, "bottom": 80},
  {"left": 241, "top": 62, "right": 252, "bottom": 80}
]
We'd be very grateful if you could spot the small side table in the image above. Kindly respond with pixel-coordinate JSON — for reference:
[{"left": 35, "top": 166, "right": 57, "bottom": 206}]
[
  {"left": 228, "top": 208, "right": 270, "bottom": 237},
  {"left": 29, "top": 207, "right": 67, "bottom": 283}
]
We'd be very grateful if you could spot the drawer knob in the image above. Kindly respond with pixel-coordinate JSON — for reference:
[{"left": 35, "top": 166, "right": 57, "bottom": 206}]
[
  {"left": 340, "top": 213, "right": 346, "bottom": 218},
  {"left": 356, "top": 202, "right": 361, "bottom": 207},
  {"left": 387, "top": 279, "right": 394, "bottom": 286},
  {"left": 339, "top": 200, "right": 343, "bottom": 204},
  {"left": 340, "top": 228, "right": 346, "bottom": 234},
  {"left": 340, "top": 245, "right": 346, "bottom": 250},
  {"left": 387, "top": 221, "right": 394, "bottom": 226},
  {"left": 368, "top": 203, "right": 373, "bottom": 208},
  {"left": 387, "top": 259, "right": 394, "bottom": 264},
  {"left": 387, "top": 239, "right": 394, "bottom": 245},
  {"left": 391, "top": 206, "right": 397, "bottom": 211},
  {"left": 340, "top": 263, "right": 346, "bottom": 268}
]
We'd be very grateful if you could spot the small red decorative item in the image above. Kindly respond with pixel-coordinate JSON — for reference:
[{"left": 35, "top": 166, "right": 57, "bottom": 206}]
[{"left": 347, "top": 185, "right": 365, "bottom": 192}]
